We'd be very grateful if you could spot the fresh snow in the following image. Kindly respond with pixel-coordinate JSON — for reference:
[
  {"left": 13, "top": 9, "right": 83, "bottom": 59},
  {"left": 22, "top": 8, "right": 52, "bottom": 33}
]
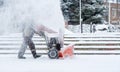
[
  {"left": 0, "top": 55, "right": 120, "bottom": 72},
  {"left": 0, "top": 0, "right": 120, "bottom": 72},
  {"left": 0, "top": 33, "right": 120, "bottom": 72}
]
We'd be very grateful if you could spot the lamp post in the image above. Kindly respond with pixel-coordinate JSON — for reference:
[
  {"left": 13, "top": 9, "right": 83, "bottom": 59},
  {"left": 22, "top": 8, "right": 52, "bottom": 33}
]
[
  {"left": 108, "top": 0, "right": 112, "bottom": 32},
  {"left": 117, "top": 0, "right": 119, "bottom": 25},
  {"left": 79, "top": 0, "right": 82, "bottom": 33},
  {"left": 108, "top": 1, "right": 111, "bottom": 25}
]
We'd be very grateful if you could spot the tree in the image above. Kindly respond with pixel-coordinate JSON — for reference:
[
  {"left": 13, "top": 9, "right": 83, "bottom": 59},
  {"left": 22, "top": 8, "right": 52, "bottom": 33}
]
[
  {"left": 61, "top": 0, "right": 107, "bottom": 25},
  {"left": 81, "top": 0, "right": 107, "bottom": 24},
  {"left": 61, "top": 0, "right": 79, "bottom": 25}
]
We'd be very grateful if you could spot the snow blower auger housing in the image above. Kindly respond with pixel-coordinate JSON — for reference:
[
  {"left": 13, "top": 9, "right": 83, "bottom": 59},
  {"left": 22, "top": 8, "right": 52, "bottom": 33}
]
[{"left": 47, "top": 37, "right": 61, "bottom": 59}]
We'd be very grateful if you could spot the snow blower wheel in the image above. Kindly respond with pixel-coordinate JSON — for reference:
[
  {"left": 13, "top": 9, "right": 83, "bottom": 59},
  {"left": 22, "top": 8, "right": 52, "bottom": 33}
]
[{"left": 48, "top": 48, "right": 59, "bottom": 59}]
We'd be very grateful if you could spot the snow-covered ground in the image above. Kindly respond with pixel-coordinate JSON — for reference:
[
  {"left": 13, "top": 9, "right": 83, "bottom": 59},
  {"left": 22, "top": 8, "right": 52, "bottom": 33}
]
[
  {"left": 0, "top": 55, "right": 120, "bottom": 72},
  {"left": 0, "top": 1, "right": 120, "bottom": 72}
]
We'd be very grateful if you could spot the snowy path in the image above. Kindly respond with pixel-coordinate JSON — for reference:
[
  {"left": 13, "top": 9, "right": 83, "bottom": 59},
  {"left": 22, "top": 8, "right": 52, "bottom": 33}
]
[
  {"left": 0, "top": 33, "right": 120, "bottom": 72},
  {"left": 0, "top": 55, "right": 120, "bottom": 72},
  {"left": 1, "top": 33, "right": 120, "bottom": 55}
]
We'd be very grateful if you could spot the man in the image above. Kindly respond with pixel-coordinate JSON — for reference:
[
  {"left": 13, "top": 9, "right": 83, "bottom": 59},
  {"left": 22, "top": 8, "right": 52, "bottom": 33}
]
[
  {"left": 17, "top": 0, "right": 65, "bottom": 59},
  {"left": 18, "top": 22, "right": 60, "bottom": 59}
]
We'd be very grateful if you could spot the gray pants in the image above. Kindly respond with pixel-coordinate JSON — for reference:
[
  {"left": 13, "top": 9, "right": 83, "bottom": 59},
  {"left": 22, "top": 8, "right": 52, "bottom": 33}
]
[{"left": 18, "top": 25, "right": 35, "bottom": 58}]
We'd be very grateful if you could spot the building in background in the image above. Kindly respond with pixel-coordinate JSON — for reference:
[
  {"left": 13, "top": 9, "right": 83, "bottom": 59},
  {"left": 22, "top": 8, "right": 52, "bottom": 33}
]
[{"left": 105, "top": 0, "right": 120, "bottom": 25}]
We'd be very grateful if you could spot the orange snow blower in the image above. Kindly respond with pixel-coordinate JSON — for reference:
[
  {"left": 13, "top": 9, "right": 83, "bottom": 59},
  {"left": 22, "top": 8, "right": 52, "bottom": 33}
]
[
  {"left": 46, "top": 30, "right": 74, "bottom": 59},
  {"left": 58, "top": 44, "right": 74, "bottom": 59},
  {"left": 47, "top": 37, "right": 74, "bottom": 59}
]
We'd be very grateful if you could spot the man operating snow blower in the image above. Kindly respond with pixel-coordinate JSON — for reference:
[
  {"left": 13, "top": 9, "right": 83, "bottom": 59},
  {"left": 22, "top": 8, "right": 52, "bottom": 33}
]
[
  {"left": 18, "top": 23, "right": 64, "bottom": 59},
  {"left": 17, "top": 0, "right": 74, "bottom": 59}
]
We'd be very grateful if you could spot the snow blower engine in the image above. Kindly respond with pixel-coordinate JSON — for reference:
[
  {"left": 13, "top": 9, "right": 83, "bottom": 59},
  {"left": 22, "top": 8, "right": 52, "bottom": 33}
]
[{"left": 47, "top": 37, "right": 61, "bottom": 59}]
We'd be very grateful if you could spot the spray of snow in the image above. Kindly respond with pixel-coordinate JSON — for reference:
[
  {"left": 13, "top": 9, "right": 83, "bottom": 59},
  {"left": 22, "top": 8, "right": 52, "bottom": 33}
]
[{"left": 0, "top": 0, "right": 65, "bottom": 35}]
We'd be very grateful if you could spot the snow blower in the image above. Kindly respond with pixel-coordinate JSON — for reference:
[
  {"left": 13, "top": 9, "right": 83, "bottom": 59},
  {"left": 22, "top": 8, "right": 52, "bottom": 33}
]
[
  {"left": 45, "top": 29, "right": 74, "bottom": 59},
  {"left": 46, "top": 37, "right": 74, "bottom": 59},
  {"left": 47, "top": 37, "right": 61, "bottom": 59}
]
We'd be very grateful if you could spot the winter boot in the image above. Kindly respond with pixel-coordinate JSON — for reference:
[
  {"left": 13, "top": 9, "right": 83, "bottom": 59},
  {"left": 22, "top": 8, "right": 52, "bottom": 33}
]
[
  {"left": 18, "top": 56, "right": 26, "bottom": 59},
  {"left": 31, "top": 49, "right": 41, "bottom": 58},
  {"left": 18, "top": 52, "right": 26, "bottom": 59},
  {"left": 28, "top": 41, "right": 41, "bottom": 59}
]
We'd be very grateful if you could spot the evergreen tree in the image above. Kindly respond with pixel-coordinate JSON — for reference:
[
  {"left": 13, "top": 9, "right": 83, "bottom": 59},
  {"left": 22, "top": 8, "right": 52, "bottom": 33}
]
[
  {"left": 81, "top": 0, "right": 107, "bottom": 24},
  {"left": 61, "top": 0, "right": 79, "bottom": 25},
  {"left": 61, "top": 0, "right": 107, "bottom": 25}
]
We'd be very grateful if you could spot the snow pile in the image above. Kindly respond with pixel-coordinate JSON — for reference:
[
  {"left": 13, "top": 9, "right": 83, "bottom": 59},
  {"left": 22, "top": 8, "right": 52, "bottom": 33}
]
[
  {"left": 95, "top": 24, "right": 108, "bottom": 33},
  {"left": 65, "top": 28, "right": 73, "bottom": 34},
  {"left": 66, "top": 24, "right": 118, "bottom": 33}
]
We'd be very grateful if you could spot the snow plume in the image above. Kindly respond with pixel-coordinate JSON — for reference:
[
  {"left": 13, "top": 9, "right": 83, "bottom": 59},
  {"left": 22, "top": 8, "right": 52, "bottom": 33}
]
[{"left": 0, "top": 0, "right": 65, "bottom": 35}]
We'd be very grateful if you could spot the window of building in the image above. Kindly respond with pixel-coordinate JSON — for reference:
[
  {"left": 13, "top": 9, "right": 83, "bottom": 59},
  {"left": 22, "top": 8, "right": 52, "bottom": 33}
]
[
  {"left": 116, "top": 0, "right": 120, "bottom": 3},
  {"left": 118, "top": 9, "right": 120, "bottom": 18},
  {"left": 118, "top": 0, "right": 120, "bottom": 2},
  {"left": 111, "top": 8, "right": 117, "bottom": 18}
]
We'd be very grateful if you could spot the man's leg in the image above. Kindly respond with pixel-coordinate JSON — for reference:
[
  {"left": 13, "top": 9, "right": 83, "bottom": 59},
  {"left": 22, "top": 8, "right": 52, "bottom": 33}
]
[
  {"left": 18, "top": 24, "right": 34, "bottom": 59},
  {"left": 18, "top": 24, "right": 41, "bottom": 59},
  {"left": 18, "top": 38, "right": 28, "bottom": 59},
  {"left": 28, "top": 38, "right": 41, "bottom": 58},
  {"left": 18, "top": 36, "right": 41, "bottom": 59}
]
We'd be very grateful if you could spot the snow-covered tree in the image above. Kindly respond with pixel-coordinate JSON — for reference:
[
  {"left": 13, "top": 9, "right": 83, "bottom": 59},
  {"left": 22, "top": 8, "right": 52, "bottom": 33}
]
[
  {"left": 81, "top": 0, "right": 107, "bottom": 24},
  {"left": 61, "top": 0, "right": 79, "bottom": 25},
  {"left": 61, "top": 0, "right": 107, "bottom": 25}
]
